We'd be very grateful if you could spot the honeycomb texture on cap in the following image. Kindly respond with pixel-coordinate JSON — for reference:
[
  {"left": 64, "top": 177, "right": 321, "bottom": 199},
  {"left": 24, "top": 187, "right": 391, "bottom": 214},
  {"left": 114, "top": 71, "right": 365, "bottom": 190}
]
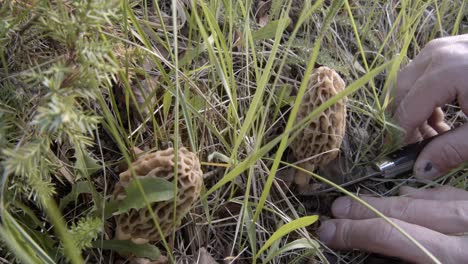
[
  {"left": 113, "top": 147, "right": 203, "bottom": 244},
  {"left": 291, "top": 66, "right": 347, "bottom": 185}
]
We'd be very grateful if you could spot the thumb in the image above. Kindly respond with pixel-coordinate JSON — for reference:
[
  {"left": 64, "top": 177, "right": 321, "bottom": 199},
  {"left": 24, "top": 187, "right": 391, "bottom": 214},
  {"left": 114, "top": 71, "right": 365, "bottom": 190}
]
[{"left": 414, "top": 123, "right": 468, "bottom": 180}]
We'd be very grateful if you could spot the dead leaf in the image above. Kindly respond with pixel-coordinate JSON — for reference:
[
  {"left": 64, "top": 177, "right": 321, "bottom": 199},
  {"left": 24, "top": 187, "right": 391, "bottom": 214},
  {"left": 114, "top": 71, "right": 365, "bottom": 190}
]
[
  {"left": 196, "top": 247, "right": 219, "bottom": 264},
  {"left": 255, "top": 0, "right": 271, "bottom": 27}
]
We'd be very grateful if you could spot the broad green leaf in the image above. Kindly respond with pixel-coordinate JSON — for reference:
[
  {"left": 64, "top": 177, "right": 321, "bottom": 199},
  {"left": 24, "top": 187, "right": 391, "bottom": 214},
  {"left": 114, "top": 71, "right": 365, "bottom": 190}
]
[
  {"left": 117, "top": 177, "right": 175, "bottom": 214},
  {"left": 190, "top": 94, "right": 206, "bottom": 112},
  {"left": 82, "top": 151, "right": 101, "bottom": 175},
  {"left": 263, "top": 238, "right": 320, "bottom": 264},
  {"left": 59, "top": 181, "right": 99, "bottom": 210},
  {"left": 92, "top": 239, "right": 160, "bottom": 260},
  {"left": 255, "top": 215, "right": 319, "bottom": 258},
  {"left": 252, "top": 19, "right": 290, "bottom": 41},
  {"left": 103, "top": 199, "right": 119, "bottom": 219},
  {"left": 75, "top": 148, "right": 101, "bottom": 178}
]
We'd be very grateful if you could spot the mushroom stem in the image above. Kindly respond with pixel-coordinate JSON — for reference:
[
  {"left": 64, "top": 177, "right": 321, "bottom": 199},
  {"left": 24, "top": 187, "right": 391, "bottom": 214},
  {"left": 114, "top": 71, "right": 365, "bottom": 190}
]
[{"left": 294, "top": 163, "right": 315, "bottom": 185}]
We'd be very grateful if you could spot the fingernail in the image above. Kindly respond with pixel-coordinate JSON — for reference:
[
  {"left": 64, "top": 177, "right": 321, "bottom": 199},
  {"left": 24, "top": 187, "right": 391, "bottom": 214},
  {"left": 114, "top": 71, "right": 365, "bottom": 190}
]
[
  {"left": 331, "top": 197, "right": 351, "bottom": 218},
  {"left": 317, "top": 221, "right": 336, "bottom": 245},
  {"left": 414, "top": 160, "right": 440, "bottom": 179}
]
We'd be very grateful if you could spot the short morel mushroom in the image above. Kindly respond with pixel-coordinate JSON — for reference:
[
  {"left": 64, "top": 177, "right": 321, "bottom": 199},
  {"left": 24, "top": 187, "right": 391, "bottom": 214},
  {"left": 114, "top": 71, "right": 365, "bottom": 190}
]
[
  {"left": 290, "top": 66, "right": 347, "bottom": 189},
  {"left": 113, "top": 147, "right": 203, "bottom": 244}
]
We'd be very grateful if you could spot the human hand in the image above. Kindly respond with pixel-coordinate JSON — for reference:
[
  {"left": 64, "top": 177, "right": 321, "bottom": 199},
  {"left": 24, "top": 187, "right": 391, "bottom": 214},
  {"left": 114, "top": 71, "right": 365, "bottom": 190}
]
[
  {"left": 317, "top": 34, "right": 468, "bottom": 264},
  {"left": 317, "top": 185, "right": 468, "bottom": 264},
  {"left": 392, "top": 34, "right": 468, "bottom": 180}
]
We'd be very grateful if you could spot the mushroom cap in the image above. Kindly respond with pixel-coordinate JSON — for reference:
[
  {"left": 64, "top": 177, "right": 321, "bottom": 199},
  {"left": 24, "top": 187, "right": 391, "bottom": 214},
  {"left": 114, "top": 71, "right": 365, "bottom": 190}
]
[
  {"left": 291, "top": 66, "right": 347, "bottom": 185},
  {"left": 113, "top": 147, "right": 203, "bottom": 244}
]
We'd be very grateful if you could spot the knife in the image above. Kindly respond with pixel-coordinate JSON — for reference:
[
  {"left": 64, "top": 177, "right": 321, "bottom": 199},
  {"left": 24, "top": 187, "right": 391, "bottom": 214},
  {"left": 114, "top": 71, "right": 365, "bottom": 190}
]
[
  {"left": 372, "top": 134, "right": 437, "bottom": 179},
  {"left": 301, "top": 134, "right": 439, "bottom": 195}
]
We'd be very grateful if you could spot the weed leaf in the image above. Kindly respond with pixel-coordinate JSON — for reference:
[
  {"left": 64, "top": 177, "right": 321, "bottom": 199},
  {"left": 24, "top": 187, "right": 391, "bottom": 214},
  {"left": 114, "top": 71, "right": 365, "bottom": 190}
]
[
  {"left": 252, "top": 18, "right": 290, "bottom": 41},
  {"left": 92, "top": 239, "right": 160, "bottom": 260},
  {"left": 263, "top": 238, "right": 320, "bottom": 264},
  {"left": 255, "top": 215, "right": 319, "bottom": 259},
  {"left": 117, "top": 177, "right": 175, "bottom": 214},
  {"left": 59, "top": 181, "right": 100, "bottom": 210}
]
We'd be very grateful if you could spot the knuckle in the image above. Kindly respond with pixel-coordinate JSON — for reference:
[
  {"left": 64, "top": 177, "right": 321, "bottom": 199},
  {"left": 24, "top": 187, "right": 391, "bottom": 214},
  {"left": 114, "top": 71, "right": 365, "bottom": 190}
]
[
  {"left": 338, "top": 218, "right": 403, "bottom": 250},
  {"left": 347, "top": 199, "right": 362, "bottom": 218},
  {"left": 425, "top": 38, "right": 447, "bottom": 51},
  {"left": 375, "top": 218, "right": 398, "bottom": 245},
  {"left": 453, "top": 203, "right": 468, "bottom": 230},
  {"left": 455, "top": 206, "right": 468, "bottom": 221},
  {"left": 340, "top": 221, "right": 355, "bottom": 249},
  {"left": 430, "top": 48, "right": 447, "bottom": 64},
  {"left": 432, "top": 46, "right": 462, "bottom": 64},
  {"left": 395, "top": 110, "right": 410, "bottom": 126},
  {"left": 394, "top": 106, "right": 415, "bottom": 131},
  {"left": 388, "top": 198, "right": 412, "bottom": 219}
]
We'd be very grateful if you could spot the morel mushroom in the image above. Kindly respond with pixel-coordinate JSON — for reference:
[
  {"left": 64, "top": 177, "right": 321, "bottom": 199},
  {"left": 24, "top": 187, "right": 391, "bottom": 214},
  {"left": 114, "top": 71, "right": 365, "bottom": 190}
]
[
  {"left": 113, "top": 147, "right": 203, "bottom": 244},
  {"left": 290, "top": 66, "right": 347, "bottom": 188}
]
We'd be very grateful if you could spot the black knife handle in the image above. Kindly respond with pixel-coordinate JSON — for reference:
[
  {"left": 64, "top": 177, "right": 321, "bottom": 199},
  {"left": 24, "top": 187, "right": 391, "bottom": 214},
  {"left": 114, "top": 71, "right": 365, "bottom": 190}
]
[{"left": 372, "top": 135, "right": 439, "bottom": 178}]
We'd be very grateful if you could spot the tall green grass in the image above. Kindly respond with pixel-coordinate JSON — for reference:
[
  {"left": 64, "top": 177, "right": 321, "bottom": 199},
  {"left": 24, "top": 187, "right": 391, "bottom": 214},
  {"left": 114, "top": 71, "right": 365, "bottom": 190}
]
[{"left": 0, "top": 0, "right": 466, "bottom": 263}]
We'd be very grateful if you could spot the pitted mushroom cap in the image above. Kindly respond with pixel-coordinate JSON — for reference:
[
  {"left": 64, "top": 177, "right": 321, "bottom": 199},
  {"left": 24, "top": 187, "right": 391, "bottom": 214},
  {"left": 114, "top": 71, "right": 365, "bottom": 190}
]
[
  {"left": 113, "top": 147, "right": 203, "bottom": 244},
  {"left": 291, "top": 66, "right": 347, "bottom": 185}
]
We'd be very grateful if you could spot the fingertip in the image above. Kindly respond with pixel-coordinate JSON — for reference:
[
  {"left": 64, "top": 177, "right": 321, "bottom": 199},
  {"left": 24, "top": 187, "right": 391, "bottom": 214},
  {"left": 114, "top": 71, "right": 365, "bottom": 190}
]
[
  {"left": 413, "top": 159, "right": 442, "bottom": 180},
  {"left": 429, "top": 107, "right": 445, "bottom": 124},
  {"left": 317, "top": 220, "right": 337, "bottom": 245},
  {"left": 428, "top": 108, "right": 451, "bottom": 133},
  {"left": 331, "top": 196, "right": 351, "bottom": 218},
  {"left": 408, "top": 131, "right": 422, "bottom": 145},
  {"left": 324, "top": 217, "right": 463, "bottom": 264},
  {"left": 432, "top": 121, "right": 451, "bottom": 134},
  {"left": 419, "top": 122, "right": 438, "bottom": 139},
  {"left": 414, "top": 125, "right": 468, "bottom": 180}
]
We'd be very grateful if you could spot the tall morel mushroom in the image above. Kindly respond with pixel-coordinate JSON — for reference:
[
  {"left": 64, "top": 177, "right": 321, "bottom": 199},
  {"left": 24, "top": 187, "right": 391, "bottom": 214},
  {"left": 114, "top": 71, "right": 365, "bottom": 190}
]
[
  {"left": 113, "top": 147, "right": 203, "bottom": 244},
  {"left": 291, "top": 66, "right": 347, "bottom": 189}
]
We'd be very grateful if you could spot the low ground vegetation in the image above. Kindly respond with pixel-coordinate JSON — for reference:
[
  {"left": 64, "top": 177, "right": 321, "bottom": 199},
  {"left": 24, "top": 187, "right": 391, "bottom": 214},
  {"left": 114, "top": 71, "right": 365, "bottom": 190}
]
[{"left": 0, "top": 0, "right": 466, "bottom": 263}]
